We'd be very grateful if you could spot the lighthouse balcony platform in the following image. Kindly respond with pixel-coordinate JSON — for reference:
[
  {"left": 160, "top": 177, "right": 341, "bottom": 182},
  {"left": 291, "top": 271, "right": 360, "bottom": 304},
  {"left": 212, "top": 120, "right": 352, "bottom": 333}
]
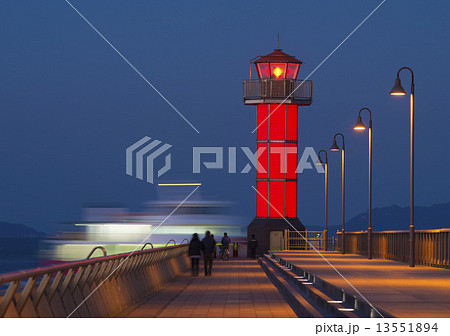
[{"left": 243, "top": 79, "right": 312, "bottom": 105}]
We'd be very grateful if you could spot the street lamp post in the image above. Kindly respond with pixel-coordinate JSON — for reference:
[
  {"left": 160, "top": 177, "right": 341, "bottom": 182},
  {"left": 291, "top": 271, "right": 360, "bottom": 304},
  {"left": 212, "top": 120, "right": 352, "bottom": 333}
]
[
  {"left": 316, "top": 150, "right": 328, "bottom": 251},
  {"left": 353, "top": 108, "right": 373, "bottom": 259},
  {"left": 390, "top": 67, "right": 415, "bottom": 267},
  {"left": 330, "top": 133, "right": 345, "bottom": 254}
]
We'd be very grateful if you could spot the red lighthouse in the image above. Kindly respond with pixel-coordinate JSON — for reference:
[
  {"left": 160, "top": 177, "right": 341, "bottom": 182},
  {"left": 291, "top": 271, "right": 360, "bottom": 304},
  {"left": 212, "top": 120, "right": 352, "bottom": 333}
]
[{"left": 244, "top": 48, "right": 312, "bottom": 254}]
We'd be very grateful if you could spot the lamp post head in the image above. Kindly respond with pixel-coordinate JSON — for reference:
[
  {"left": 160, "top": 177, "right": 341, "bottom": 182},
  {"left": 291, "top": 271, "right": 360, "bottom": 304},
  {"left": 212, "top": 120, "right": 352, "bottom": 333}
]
[
  {"left": 353, "top": 115, "right": 366, "bottom": 130},
  {"left": 329, "top": 139, "right": 340, "bottom": 151},
  {"left": 390, "top": 77, "right": 407, "bottom": 96},
  {"left": 315, "top": 157, "right": 324, "bottom": 165}
]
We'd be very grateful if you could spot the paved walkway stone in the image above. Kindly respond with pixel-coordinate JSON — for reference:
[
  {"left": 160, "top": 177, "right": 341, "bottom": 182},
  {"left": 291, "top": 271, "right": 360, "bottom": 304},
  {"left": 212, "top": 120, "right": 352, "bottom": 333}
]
[
  {"left": 275, "top": 251, "right": 450, "bottom": 318},
  {"left": 123, "top": 258, "right": 296, "bottom": 318}
]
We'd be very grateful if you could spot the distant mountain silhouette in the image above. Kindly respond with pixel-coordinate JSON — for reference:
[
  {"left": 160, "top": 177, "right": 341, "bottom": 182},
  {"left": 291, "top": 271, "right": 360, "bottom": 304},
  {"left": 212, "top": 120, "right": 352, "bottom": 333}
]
[
  {"left": 307, "top": 202, "right": 450, "bottom": 234},
  {"left": 0, "top": 222, "right": 44, "bottom": 238}
]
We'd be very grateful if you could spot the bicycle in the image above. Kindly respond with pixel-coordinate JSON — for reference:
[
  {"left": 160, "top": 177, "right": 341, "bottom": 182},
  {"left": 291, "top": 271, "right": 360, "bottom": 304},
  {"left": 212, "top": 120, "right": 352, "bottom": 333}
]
[{"left": 220, "top": 245, "right": 230, "bottom": 261}]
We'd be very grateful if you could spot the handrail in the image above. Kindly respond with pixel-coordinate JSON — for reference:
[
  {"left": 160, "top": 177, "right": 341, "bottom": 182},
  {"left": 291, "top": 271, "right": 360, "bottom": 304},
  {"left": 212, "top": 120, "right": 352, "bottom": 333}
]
[
  {"left": 0, "top": 244, "right": 185, "bottom": 285},
  {"left": 141, "top": 243, "right": 154, "bottom": 250},
  {"left": 338, "top": 229, "right": 450, "bottom": 269},
  {"left": 165, "top": 239, "right": 177, "bottom": 247},
  {"left": 338, "top": 228, "right": 450, "bottom": 234},
  {"left": 0, "top": 244, "right": 190, "bottom": 317},
  {"left": 180, "top": 239, "right": 188, "bottom": 244},
  {"left": 86, "top": 246, "right": 107, "bottom": 259}
]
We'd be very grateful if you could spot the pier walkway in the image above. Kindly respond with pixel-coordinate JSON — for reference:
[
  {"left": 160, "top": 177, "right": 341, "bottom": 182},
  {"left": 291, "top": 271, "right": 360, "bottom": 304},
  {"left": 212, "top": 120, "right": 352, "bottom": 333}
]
[
  {"left": 3, "top": 244, "right": 449, "bottom": 318},
  {"left": 271, "top": 251, "right": 450, "bottom": 318},
  {"left": 121, "top": 259, "right": 296, "bottom": 318}
]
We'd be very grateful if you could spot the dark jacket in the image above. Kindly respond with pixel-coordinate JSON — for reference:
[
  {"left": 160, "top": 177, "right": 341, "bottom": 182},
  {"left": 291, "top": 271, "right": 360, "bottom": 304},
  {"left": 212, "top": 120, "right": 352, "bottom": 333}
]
[
  {"left": 221, "top": 236, "right": 231, "bottom": 247},
  {"left": 248, "top": 238, "right": 258, "bottom": 249},
  {"left": 202, "top": 236, "right": 216, "bottom": 255},
  {"left": 189, "top": 239, "right": 202, "bottom": 256}
]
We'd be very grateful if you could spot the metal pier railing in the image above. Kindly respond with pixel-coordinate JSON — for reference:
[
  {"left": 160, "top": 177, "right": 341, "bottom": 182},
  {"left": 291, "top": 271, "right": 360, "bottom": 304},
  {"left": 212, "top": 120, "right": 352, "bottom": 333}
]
[
  {"left": 0, "top": 243, "right": 189, "bottom": 317},
  {"left": 337, "top": 229, "right": 450, "bottom": 268}
]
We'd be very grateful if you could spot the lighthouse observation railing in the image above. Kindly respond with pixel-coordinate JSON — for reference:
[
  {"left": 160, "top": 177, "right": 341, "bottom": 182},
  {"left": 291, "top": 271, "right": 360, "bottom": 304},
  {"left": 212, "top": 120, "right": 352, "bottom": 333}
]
[
  {"left": 243, "top": 79, "right": 312, "bottom": 104},
  {"left": 0, "top": 244, "right": 189, "bottom": 317},
  {"left": 337, "top": 229, "right": 450, "bottom": 269}
]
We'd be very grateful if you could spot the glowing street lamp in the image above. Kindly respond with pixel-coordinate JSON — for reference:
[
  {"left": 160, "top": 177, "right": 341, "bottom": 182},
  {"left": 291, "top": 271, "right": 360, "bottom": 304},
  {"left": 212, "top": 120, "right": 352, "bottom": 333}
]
[
  {"left": 390, "top": 67, "right": 415, "bottom": 267},
  {"left": 316, "top": 150, "right": 328, "bottom": 251},
  {"left": 353, "top": 108, "right": 373, "bottom": 259},
  {"left": 330, "top": 133, "right": 345, "bottom": 254},
  {"left": 390, "top": 77, "right": 407, "bottom": 96}
]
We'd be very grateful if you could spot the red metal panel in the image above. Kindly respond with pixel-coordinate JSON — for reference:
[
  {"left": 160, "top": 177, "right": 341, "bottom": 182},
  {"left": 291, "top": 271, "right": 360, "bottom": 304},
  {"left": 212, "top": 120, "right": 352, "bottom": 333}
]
[
  {"left": 285, "top": 181, "right": 297, "bottom": 217},
  {"left": 286, "top": 104, "right": 297, "bottom": 141},
  {"left": 286, "top": 143, "right": 298, "bottom": 180},
  {"left": 269, "top": 142, "right": 284, "bottom": 179},
  {"left": 256, "top": 180, "right": 268, "bottom": 217},
  {"left": 269, "top": 104, "right": 285, "bottom": 141},
  {"left": 257, "top": 104, "right": 269, "bottom": 141},
  {"left": 256, "top": 102, "right": 298, "bottom": 219},
  {"left": 257, "top": 143, "right": 268, "bottom": 179},
  {"left": 268, "top": 181, "right": 284, "bottom": 217}
]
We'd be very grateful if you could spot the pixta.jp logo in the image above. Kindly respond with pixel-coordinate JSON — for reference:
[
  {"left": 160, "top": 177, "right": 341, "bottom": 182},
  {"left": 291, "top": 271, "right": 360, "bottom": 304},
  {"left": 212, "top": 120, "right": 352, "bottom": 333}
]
[
  {"left": 126, "top": 136, "right": 172, "bottom": 184},
  {"left": 126, "top": 137, "right": 325, "bottom": 185}
]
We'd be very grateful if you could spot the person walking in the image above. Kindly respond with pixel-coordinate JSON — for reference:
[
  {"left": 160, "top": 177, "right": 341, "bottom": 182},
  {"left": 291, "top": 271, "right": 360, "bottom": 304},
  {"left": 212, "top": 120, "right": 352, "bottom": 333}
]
[
  {"left": 248, "top": 234, "right": 258, "bottom": 259},
  {"left": 189, "top": 233, "right": 202, "bottom": 276},
  {"left": 211, "top": 234, "right": 217, "bottom": 258},
  {"left": 201, "top": 231, "right": 215, "bottom": 276},
  {"left": 220, "top": 232, "right": 231, "bottom": 261}
]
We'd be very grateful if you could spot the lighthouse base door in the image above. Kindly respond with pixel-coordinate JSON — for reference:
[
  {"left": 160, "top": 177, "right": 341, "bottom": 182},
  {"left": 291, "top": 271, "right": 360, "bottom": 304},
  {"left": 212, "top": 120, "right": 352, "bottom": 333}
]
[{"left": 269, "top": 231, "right": 283, "bottom": 250}]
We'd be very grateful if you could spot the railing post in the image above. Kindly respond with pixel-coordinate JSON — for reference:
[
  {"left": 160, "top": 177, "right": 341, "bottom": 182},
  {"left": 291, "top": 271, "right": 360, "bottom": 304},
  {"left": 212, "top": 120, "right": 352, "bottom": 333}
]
[{"left": 447, "top": 231, "right": 450, "bottom": 268}]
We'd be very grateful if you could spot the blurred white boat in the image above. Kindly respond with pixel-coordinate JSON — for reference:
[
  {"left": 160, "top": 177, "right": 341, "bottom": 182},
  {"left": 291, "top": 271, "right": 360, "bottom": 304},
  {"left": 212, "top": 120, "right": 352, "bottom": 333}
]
[{"left": 40, "top": 185, "right": 245, "bottom": 264}]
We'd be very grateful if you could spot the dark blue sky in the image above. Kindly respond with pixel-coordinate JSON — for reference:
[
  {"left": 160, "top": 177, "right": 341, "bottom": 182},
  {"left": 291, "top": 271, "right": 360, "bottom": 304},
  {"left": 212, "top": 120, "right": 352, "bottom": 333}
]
[{"left": 0, "top": 0, "right": 449, "bottom": 233}]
